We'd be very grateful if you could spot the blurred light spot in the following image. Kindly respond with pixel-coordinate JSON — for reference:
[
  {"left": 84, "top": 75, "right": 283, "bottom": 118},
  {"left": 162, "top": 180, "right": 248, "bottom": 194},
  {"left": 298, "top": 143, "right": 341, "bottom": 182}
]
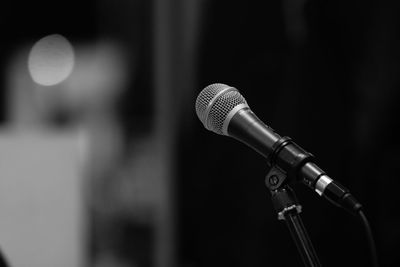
[{"left": 28, "top": 34, "right": 75, "bottom": 86}]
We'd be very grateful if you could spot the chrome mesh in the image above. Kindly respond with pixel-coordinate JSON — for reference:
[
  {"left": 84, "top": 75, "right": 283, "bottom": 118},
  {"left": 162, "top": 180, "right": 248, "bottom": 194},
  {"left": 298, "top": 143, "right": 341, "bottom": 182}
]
[
  {"left": 195, "top": 83, "right": 247, "bottom": 135},
  {"left": 195, "top": 83, "right": 229, "bottom": 123}
]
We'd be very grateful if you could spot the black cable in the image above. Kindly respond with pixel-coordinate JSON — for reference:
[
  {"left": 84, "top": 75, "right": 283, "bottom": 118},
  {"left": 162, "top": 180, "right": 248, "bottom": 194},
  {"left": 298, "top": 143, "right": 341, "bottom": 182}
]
[{"left": 359, "top": 210, "right": 379, "bottom": 267}]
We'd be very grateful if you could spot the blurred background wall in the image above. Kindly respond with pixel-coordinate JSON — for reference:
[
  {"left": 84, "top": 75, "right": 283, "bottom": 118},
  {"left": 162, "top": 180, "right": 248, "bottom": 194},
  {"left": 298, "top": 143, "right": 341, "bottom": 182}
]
[{"left": 0, "top": 0, "right": 399, "bottom": 267}]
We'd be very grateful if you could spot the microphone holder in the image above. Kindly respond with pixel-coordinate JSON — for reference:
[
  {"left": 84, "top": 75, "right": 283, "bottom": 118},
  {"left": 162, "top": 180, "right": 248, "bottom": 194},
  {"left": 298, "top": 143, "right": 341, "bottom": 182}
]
[{"left": 266, "top": 166, "right": 322, "bottom": 267}]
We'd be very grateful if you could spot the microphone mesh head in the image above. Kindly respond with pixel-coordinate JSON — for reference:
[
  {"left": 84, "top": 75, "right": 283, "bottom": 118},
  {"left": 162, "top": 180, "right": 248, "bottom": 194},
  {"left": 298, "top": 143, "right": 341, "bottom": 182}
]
[{"left": 195, "top": 83, "right": 248, "bottom": 135}]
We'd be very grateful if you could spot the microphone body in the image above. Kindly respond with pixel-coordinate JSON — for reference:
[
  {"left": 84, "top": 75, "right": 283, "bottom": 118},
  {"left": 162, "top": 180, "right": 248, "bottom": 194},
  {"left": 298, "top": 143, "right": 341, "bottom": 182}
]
[
  {"left": 228, "top": 107, "right": 280, "bottom": 158},
  {"left": 196, "top": 83, "right": 362, "bottom": 214}
]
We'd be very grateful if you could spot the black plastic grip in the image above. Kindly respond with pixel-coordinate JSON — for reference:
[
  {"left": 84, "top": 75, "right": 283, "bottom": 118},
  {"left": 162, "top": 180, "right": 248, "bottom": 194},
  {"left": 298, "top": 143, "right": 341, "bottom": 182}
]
[{"left": 271, "top": 137, "right": 314, "bottom": 183}]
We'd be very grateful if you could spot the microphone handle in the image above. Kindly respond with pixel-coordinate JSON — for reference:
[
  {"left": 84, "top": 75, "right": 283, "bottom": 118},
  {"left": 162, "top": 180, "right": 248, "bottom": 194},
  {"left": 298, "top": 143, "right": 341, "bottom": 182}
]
[
  {"left": 227, "top": 108, "right": 313, "bottom": 182},
  {"left": 228, "top": 108, "right": 362, "bottom": 214},
  {"left": 227, "top": 108, "right": 280, "bottom": 160}
]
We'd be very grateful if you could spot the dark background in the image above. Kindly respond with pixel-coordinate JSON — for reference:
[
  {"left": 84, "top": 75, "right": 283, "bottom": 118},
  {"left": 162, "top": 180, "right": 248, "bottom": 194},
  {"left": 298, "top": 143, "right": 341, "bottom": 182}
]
[{"left": 1, "top": 1, "right": 400, "bottom": 267}]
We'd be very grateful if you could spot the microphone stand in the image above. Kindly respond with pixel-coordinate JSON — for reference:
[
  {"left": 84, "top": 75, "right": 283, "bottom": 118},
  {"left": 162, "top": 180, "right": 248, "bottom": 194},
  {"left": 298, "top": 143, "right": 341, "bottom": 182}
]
[{"left": 266, "top": 166, "right": 322, "bottom": 267}]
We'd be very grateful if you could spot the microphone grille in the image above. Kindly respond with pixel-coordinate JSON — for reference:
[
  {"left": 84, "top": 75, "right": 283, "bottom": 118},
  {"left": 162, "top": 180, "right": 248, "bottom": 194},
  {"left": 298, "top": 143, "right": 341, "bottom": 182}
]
[{"left": 195, "top": 83, "right": 248, "bottom": 135}]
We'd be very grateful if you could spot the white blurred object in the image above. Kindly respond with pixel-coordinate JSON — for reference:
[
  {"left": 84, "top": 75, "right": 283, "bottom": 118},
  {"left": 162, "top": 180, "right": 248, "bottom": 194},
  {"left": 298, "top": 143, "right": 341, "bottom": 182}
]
[
  {"left": 28, "top": 34, "right": 75, "bottom": 86},
  {"left": 3, "top": 38, "right": 128, "bottom": 267},
  {"left": 7, "top": 39, "right": 127, "bottom": 128},
  {"left": 0, "top": 131, "right": 88, "bottom": 267}
]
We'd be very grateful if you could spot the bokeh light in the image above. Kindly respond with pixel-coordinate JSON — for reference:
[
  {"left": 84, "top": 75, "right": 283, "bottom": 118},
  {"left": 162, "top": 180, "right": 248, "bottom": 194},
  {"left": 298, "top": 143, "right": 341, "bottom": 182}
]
[{"left": 28, "top": 34, "right": 75, "bottom": 86}]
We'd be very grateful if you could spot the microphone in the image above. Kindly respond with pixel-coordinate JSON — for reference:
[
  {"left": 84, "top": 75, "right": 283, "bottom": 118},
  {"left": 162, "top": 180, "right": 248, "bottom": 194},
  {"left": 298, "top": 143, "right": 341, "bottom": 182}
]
[{"left": 195, "top": 83, "right": 362, "bottom": 215}]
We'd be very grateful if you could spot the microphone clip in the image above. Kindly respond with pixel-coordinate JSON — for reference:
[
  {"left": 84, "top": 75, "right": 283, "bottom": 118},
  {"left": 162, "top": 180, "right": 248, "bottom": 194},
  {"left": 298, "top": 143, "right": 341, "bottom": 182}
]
[
  {"left": 268, "top": 136, "right": 314, "bottom": 184},
  {"left": 265, "top": 165, "right": 288, "bottom": 191}
]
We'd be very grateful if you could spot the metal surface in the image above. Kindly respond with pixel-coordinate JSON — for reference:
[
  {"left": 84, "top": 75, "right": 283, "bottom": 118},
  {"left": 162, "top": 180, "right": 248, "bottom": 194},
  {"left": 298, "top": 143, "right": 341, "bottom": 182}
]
[
  {"left": 315, "top": 175, "right": 333, "bottom": 196},
  {"left": 195, "top": 84, "right": 248, "bottom": 135}
]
